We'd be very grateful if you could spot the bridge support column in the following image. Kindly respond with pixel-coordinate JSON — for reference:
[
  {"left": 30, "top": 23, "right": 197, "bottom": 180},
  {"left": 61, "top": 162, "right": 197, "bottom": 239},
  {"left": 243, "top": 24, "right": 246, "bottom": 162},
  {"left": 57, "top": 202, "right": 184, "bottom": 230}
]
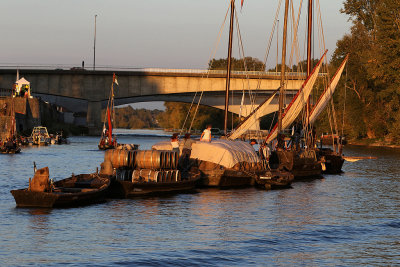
[{"left": 87, "top": 101, "right": 102, "bottom": 135}]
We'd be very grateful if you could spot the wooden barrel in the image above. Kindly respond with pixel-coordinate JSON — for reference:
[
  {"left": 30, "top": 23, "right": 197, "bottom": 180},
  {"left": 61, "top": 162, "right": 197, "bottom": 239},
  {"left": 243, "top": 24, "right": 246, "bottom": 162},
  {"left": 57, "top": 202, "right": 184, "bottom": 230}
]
[
  {"left": 105, "top": 149, "right": 130, "bottom": 168},
  {"left": 136, "top": 150, "right": 164, "bottom": 170},
  {"left": 128, "top": 150, "right": 137, "bottom": 168},
  {"left": 163, "top": 152, "right": 171, "bottom": 169},
  {"left": 132, "top": 169, "right": 162, "bottom": 182},
  {"left": 170, "top": 152, "right": 179, "bottom": 169},
  {"left": 172, "top": 170, "right": 181, "bottom": 182}
]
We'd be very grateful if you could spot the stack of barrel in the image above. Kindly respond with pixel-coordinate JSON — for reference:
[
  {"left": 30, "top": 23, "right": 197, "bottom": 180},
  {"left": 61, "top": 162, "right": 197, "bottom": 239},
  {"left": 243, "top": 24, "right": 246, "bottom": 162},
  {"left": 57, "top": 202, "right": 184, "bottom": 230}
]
[{"left": 102, "top": 149, "right": 181, "bottom": 183}]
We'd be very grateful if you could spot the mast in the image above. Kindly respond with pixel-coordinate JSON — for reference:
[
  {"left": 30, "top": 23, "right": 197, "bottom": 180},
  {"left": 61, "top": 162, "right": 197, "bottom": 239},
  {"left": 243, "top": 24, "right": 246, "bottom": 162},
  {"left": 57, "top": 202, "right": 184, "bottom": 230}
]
[
  {"left": 306, "top": 0, "right": 313, "bottom": 76},
  {"left": 306, "top": 0, "right": 313, "bottom": 144},
  {"left": 224, "top": 0, "right": 235, "bottom": 135},
  {"left": 278, "top": 0, "right": 290, "bottom": 133}
]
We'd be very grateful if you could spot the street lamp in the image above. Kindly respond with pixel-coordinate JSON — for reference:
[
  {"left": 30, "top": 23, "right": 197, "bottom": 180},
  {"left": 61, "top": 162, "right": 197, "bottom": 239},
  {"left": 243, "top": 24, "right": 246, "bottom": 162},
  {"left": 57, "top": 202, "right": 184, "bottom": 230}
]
[{"left": 93, "top": 14, "right": 97, "bottom": 71}]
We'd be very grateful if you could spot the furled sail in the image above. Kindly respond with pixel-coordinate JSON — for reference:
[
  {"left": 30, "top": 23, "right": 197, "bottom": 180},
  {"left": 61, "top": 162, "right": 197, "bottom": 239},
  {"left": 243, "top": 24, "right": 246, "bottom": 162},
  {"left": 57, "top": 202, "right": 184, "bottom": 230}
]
[
  {"left": 265, "top": 50, "right": 327, "bottom": 143},
  {"left": 309, "top": 54, "right": 349, "bottom": 124},
  {"left": 228, "top": 90, "right": 278, "bottom": 140}
]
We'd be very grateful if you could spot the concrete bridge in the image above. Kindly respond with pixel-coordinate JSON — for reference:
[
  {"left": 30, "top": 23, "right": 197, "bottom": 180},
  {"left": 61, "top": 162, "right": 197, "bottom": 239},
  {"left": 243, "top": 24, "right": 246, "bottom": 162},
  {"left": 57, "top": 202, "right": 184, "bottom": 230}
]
[{"left": 0, "top": 68, "right": 306, "bottom": 132}]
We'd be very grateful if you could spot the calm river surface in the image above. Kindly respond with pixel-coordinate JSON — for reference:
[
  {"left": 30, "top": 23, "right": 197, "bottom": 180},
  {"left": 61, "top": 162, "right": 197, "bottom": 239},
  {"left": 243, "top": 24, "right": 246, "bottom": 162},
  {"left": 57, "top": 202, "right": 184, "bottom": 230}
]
[{"left": 0, "top": 130, "right": 399, "bottom": 266}]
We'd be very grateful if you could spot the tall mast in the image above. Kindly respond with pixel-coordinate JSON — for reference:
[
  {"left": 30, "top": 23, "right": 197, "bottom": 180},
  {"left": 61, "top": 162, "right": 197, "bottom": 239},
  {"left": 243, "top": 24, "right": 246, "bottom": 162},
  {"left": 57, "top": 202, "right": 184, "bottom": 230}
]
[
  {"left": 306, "top": 0, "right": 313, "bottom": 76},
  {"left": 306, "top": 0, "right": 313, "bottom": 146},
  {"left": 278, "top": 0, "right": 290, "bottom": 133},
  {"left": 224, "top": 0, "right": 235, "bottom": 135}
]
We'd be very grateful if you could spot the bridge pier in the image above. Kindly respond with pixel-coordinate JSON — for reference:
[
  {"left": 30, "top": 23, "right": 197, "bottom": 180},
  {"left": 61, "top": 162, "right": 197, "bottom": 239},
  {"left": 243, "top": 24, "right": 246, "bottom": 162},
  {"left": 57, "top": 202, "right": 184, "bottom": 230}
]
[{"left": 87, "top": 101, "right": 102, "bottom": 135}]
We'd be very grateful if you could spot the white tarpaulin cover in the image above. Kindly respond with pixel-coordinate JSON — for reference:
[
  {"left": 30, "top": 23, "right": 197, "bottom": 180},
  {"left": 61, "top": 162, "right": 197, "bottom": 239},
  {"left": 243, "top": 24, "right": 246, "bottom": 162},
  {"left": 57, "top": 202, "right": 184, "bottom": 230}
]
[
  {"left": 152, "top": 139, "right": 259, "bottom": 169},
  {"left": 266, "top": 51, "right": 327, "bottom": 143},
  {"left": 190, "top": 139, "right": 259, "bottom": 169},
  {"left": 309, "top": 55, "right": 349, "bottom": 124}
]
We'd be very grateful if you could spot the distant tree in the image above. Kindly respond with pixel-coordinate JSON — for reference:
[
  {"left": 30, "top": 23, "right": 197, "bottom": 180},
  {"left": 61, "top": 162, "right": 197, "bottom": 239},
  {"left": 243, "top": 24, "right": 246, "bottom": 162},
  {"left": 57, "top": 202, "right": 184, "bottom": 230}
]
[{"left": 208, "top": 56, "right": 265, "bottom": 71}]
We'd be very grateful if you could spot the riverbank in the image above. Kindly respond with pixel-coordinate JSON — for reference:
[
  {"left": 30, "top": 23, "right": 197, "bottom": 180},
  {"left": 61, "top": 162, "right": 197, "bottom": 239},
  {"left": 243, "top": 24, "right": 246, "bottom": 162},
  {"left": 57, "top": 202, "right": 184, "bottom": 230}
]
[{"left": 348, "top": 138, "right": 400, "bottom": 149}]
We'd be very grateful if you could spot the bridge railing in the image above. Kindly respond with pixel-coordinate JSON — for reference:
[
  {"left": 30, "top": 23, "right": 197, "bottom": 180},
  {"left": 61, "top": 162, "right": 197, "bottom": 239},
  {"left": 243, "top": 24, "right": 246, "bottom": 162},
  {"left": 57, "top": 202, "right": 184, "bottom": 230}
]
[{"left": 0, "top": 65, "right": 327, "bottom": 77}]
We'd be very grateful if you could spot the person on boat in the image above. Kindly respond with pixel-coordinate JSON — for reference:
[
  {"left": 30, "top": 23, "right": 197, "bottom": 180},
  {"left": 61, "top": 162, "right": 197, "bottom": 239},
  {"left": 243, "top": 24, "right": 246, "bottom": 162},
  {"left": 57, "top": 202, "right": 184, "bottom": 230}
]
[
  {"left": 259, "top": 142, "right": 270, "bottom": 160},
  {"left": 200, "top": 124, "right": 212, "bottom": 142},
  {"left": 171, "top": 133, "right": 179, "bottom": 153},
  {"left": 182, "top": 133, "right": 195, "bottom": 155},
  {"left": 179, "top": 133, "right": 195, "bottom": 169}
]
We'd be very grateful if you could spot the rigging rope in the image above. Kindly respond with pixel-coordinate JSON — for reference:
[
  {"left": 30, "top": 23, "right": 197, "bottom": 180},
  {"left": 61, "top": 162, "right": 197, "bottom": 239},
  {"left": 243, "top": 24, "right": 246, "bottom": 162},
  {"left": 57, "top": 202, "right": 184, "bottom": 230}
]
[{"left": 183, "top": 3, "right": 231, "bottom": 134}]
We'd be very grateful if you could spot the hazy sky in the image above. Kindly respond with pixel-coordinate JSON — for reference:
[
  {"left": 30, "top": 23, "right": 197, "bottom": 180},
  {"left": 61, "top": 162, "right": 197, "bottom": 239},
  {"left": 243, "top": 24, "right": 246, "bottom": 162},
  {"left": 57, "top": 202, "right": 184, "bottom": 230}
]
[{"left": 0, "top": 0, "right": 351, "bottom": 70}]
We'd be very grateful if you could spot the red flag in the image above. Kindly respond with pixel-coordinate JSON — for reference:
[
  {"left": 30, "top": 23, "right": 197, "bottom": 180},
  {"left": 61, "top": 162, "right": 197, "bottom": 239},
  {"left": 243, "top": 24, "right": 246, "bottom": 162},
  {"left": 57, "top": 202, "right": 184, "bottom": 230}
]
[
  {"left": 241, "top": 0, "right": 244, "bottom": 8},
  {"left": 107, "top": 107, "right": 112, "bottom": 141}
]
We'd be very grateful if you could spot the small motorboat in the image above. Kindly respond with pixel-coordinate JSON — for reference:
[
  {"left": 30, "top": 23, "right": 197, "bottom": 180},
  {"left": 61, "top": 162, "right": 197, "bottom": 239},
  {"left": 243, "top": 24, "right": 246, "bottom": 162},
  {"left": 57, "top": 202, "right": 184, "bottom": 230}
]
[
  {"left": 29, "top": 126, "right": 51, "bottom": 146},
  {"left": 11, "top": 167, "right": 111, "bottom": 208}
]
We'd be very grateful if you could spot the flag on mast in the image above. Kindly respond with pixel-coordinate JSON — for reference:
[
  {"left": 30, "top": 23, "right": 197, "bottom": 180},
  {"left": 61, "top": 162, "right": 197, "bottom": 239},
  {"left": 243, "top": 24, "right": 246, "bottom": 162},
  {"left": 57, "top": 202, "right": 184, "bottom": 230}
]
[
  {"left": 113, "top": 73, "right": 119, "bottom": 86},
  {"left": 241, "top": 0, "right": 244, "bottom": 9}
]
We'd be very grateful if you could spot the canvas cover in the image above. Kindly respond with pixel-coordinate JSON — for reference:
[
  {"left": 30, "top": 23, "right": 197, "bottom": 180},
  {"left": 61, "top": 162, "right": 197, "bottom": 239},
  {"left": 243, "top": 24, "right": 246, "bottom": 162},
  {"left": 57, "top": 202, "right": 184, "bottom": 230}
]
[
  {"left": 190, "top": 139, "right": 259, "bottom": 168},
  {"left": 152, "top": 139, "right": 259, "bottom": 168}
]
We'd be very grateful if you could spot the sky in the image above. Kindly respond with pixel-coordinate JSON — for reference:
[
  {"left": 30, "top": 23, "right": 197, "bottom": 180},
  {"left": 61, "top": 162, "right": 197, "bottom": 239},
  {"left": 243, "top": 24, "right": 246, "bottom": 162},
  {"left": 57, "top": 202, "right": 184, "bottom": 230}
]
[
  {"left": 0, "top": 1, "right": 351, "bottom": 110},
  {"left": 0, "top": 0, "right": 351, "bottom": 70}
]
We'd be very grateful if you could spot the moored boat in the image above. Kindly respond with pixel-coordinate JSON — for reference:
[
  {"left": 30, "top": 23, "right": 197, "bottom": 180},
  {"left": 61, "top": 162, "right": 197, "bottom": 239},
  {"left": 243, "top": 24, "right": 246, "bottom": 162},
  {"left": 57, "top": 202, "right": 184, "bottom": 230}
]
[
  {"left": 111, "top": 168, "right": 201, "bottom": 197},
  {"left": 102, "top": 148, "right": 201, "bottom": 197},
  {"left": 317, "top": 148, "right": 344, "bottom": 174},
  {"left": 99, "top": 74, "right": 118, "bottom": 150},
  {"left": 255, "top": 168, "right": 294, "bottom": 190},
  {"left": 10, "top": 167, "right": 111, "bottom": 208},
  {"left": 29, "top": 126, "right": 50, "bottom": 146}
]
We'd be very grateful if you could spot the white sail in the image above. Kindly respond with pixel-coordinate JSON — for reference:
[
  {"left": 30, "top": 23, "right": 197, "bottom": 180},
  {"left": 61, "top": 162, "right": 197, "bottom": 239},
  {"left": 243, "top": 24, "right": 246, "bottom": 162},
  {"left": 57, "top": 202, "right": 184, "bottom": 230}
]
[
  {"left": 265, "top": 51, "right": 327, "bottom": 143},
  {"left": 228, "top": 91, "right": 278, "bottom": 140},
  {"left": 309, "top": 55, "right": 349, "bottom": 124}
]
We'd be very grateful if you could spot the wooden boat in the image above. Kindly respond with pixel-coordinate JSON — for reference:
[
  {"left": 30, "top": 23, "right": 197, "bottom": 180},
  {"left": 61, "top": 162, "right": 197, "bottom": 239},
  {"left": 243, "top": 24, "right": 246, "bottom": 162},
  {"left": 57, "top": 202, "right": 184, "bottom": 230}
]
[
  {"left": 152, "top": 139, "right": 260, "bottom": 188},
  {"left": 99, "top": 74, "right": 118, "bottom": 150},
  {"left": 317, "top": 148, "right": 344, "bottom": 174},
  {"left": 0, "top": 145, "right": 21, "bottom": 154},
  {"left": 110, "top": 168, "right": 201, "bottom": 197},
  {"left": 269, "top": 150, "right": 322, "bottom": 179},
  {"left": 11, "top": 167, "right": 111, "bottom": 208},
  {"left": 255, "top": 168, "right": 294, "bottom": 190}
]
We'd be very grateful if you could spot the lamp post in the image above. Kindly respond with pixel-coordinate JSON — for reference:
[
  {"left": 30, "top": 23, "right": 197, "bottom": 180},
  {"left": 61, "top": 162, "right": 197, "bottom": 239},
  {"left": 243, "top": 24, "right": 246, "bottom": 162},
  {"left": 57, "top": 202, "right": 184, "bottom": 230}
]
[{"left": 93, "top": 14, "right": 97, "bottom": 71}]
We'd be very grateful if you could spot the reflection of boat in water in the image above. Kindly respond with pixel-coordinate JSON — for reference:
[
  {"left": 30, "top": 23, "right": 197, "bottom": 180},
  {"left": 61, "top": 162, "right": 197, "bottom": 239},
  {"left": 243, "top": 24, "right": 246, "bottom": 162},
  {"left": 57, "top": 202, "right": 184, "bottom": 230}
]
[
  {"left": 99, "top": 74, "right": 118, "bottom": 150},
  {"left": 10, "top": 166, "right": 111, "bottom": 208},
  {"left": 29, "top": 126, "right": 51, "bottom": 146}
]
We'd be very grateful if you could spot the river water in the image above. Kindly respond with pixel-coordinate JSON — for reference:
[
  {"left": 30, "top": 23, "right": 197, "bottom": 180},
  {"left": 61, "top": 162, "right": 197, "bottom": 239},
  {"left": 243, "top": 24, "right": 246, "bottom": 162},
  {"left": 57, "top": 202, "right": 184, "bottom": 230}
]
[{"left": 0, "top": 130, "right": 399, "bottom": 266}]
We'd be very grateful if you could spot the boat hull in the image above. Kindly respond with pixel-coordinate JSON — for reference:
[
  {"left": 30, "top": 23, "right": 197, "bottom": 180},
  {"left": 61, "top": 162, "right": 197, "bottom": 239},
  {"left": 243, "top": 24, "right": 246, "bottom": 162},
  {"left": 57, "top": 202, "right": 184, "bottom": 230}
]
[
  {"left": 270, "top": 150, "right": 322, "bottom": 180},
  {"left": 197, "top": 160, "right": 255, "bottom": 188},
  {"left": 318, "top": 149, "right": 344, "bottom": 174},
  {"left": 255, "top": 169, "right": 294, "bottom": 190},
  {"left": 10, "top": 173, "right": 111, "bottom": 208}
]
